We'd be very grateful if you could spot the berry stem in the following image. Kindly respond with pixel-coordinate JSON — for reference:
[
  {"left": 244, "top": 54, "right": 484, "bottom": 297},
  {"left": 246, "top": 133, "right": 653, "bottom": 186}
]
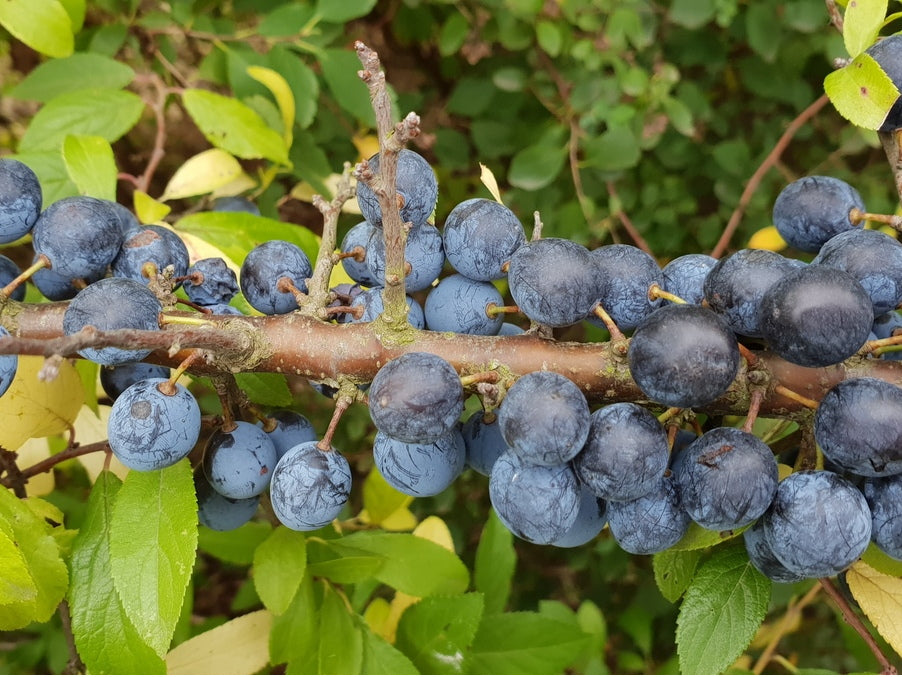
[
  {"left": 486, "top": 303, "right": 519, "bottom": 317},
  {"left": 773, "top": 384, "right": 820, "bottom": 410},
  {"left": 657, "top": 407, "right": 682, "bottom": 424},
  {"left": 647, "top": 283, "right": 686, "bottom": 304},
  {"left": 162, "top": 349, "right": 205, "bottom": 394},
  {"left": 460, "top": 370, "right": 500, "bottom": 387},
  {"left": 317, "top": 395, "right": 353, "bottom": 451},
  {"left": 742, "top": 388, "right": 765, "bottom": 433},
  {"left": 160, "top": 313, "right": 215, "bottom": 327},
  {"left": 848, "top": 208, "right": 902, "bottom": 230},
  {"left": 0, "top": 254, "right": 50, "bottom": 299},
  {"left": 592, "top": 304, "right": 626, "bottom": 341}
]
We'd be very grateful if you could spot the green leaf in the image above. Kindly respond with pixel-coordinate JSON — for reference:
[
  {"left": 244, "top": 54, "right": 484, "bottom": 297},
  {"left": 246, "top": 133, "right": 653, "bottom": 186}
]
[
  {"left": 182, "top": 88, "right": 290, "bottom": 165},
  {"left": 508, "top": 142, "right": 566, "bottom": 190},
  {"left": 306, "top": 543, "right": 386, "bottom": 584},
  {"left": 824, "top": 52, "right": 900, "bottom": 130},
  {"left": 670, "top": 520, "right": 744, "bottom": 551},
  {"left": 464, "top": 611, "right": 591, "bottom": 674},
  {"left": 862, "top": 542, "right": 902, "bottom": 578},
  {"left": 19, "top": 88, "right": 145, "bottom": 153},
  {"left": 269, "top": 46, "right": 319, "bottom": 129},
  {"left": 474, "top": 509, "right": 516, "bottom": 614},
  {"left": 582, "top": 125, "right": 642, "bottom": 172},
  {"left": 438, "top": 13, "right": 469, "bottom": 57},
  {"left": 844, "top": 0, "right": 888, "bottom": 57},
  {"left": 332, "top": 531, "right": 469, "bottom": 596},
  {"left": 110, "top": 461, "right": 198, "bottom": 657},
  {"left": 536, "top": 20, "right": 563, "bottom": 57},
  {"left": 315, "top": 0, "right": 377, "bottom": 23},
  {"left": 396, "top": 593, "right": 485, "bottom": 674},
  {"left": 62, "top": 135, "right": 117, "bottom": 202},
  {"left": 270, "top": 572, "right": 318, "bottom": 667},
  {"left": 676, "top": 541, "right": 771, "bottom": 675},
  {"left": 746, "top": 3, "right": 782, "bottom": 62},
  {"left": 362, "top": 623, "right": 419, "bottom": 675},
  {"left": 175, "top": 211, "right": 320, "bottom": 269},
  {"left": 10, "top": 53, "right": 135, "bottom": 102},
  {"left": 0, "top": 488, "right": 68, "bottom": 630},
  {"left": 653, "top": 549, "right": 702, "bottom": 603},
  {"left": 669, "top": 0, "right": 716, "bottom": 29},
  {"left": 253, "top": 527, "right": 307, "bottom": 615},
  {"left": 198, "top": 521, "right": 273, "bottom": 566},
  {"left": 68, "top": 472, "right": 166, "bottom": 674},
  {"left": 234, "top": 373, "right": 293, "bottom": 407},
  {"left": 318, "top": 583, "right": 363, "bottom": 674},
  {"left": 58, "top": 0, "right": 85, "bottom": 32},
  {"left": 362, "top": 466, "right": 413, "bottom": 525},
  {"left": 0, "top": 0, "right": 74, "bottom": 58},
  {"left": 0, "top": 513, "right": 38, "bottom": 610},
  {"left": 8, "top": 151, "right": 78, "bottom": 206},
  {"left": 319, "top": 48, "right": 377, "bottom": 127}
]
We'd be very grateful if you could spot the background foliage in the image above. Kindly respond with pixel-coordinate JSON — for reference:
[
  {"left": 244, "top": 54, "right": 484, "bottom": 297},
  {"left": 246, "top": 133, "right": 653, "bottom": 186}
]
[{"left": 1, "top": 0, "right": 901, "bottom": 674}]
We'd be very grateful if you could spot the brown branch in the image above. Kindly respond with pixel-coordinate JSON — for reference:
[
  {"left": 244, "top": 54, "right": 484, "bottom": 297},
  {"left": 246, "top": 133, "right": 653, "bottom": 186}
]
[
  {"left": 752, "top": 582, "right": 822, "bottom": 674},
  {"left": 710, "top": 94, "right": 830, "bottom": 258},
  {"left": 606, "top": 181, "right": 653, "bottom": 255},
  {"left": 134, "top": 72, "right": 170, "bottom": 194},
  {"left": 820, "top": 577, "right": 898, "bottom": 674},
  {"left": 879, "top": 131, "right": 902, "bottom": 206}
]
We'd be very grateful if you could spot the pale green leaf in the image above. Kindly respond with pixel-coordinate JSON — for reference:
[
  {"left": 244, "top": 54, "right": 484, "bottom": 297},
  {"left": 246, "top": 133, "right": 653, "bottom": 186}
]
[
  {"left": 319, "top": 48, "right": 377, "bottom": 127},
  {"left": 396, "top": 593, "right": 485, "bottom": 674},
  {"left": 19, "top": 88, "right": 145, "bottom": 153},
  {"left": 318, "top": 583, "right": 363, "bottom": 674},
  {"left": 670, "top": 520, "right": 744, "bottom": 550},
  {"left": 844, "top": 0, "right": 888, "bottom": 57},
  {"left": 10, "top": 53, "right": 134, "bottom": 102},
  {"left": 58, "top": 0, "right": 85, "bottom": 32},
  {"left": 824, "top": 52, "right": 900, "bottom": 130},
  {"left": 197, "top": 522, "right": 272, "bottom": 566},
  {"left": 862, "top": 542, "right": 902, "bottom": 578},
  {"left": 474, "top": 509, "right": 516, "bottom": 614},
  {"left": 653, "top": 549, "right": 702, "bottom": 603},
  {"left": 234, "top": 373, "right": 293, "bottom": 408},
  {"left": 253, "top": 527, "right": 307, "bottom": 615},
  {"left": 464, "top": 611, "right": 591, "bottom": 674},
  {"left": 62, "top": 135, "right": 117, "bottom": 201},
  {"left": 165, "top": 610, "right": 273, "bottom": 675},
  {"left": 0, "top": 514, "right": 37, "bottom": 609},
  {"left": 175, "top": 211, "right": 320, "bottom": 268},
  {"left": 269, "top": 572, "right": 317, "bottom": 667},
  {"left": 332, "top": 531, "right": 469, "bottom": 596},
  {"left": 361, "top": 623, "right": 419, "bottom": 675},
  {"left": 0, "top": 0, "right": 73, "bottom": 58},
  {"left": 110, "top": 461, "right": 198, "bottom": 657},
  {"left": 161, "top": 149, "right": 243, "bottom": 201},
  {"left": 508, "top": 142, "right": 566, "bottom": 190},
  {"left": 676, "top": 542, "right": 770, "bottom": 675},
  {"left": 362, "top": 466, "right": 414, "bottom": 526},
  {"left": 68, "top": 472, "right": 165, "bottom": 674},
  {"left": 8, "top": 151, "right": 78, "bottom": 206},
  {"left": 0, "top": 488, "right": 68, "bottom": 629},
  {"left": 182, "top": 88, "right": 290, "bottom": 165}
]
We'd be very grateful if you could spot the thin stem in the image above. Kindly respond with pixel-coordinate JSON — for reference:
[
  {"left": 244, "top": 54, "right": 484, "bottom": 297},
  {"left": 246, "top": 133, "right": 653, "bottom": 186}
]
[
  {"left": 738, "top": 343, "right": 760, "bottom": 368},
  {"left": 3, "top": 441, "right": 111, "bottom": 486},
  {"left": 460, "top": 371, "right": 500, "bottom": 387},
  {"left": 849, "top": 208, "right": 902, "bottom": 230},
  {"left": 825, "top": 0, "right": 844, "bottom": 32},
  {"left": 486, "top": 303, "right": 519, "bottom": 317},
  {"left": 606, "top": 181, "right": 653, "bottom": 255},
  {"left": 774, "top": 384, "right": 820, "bottom": 410},
  {"left": 710, "top": 94, "right": 830, "bottom": 258},
  {"left": 658, "top": 407, "right": 682, "bottom": 424},
  {"left": 752, "top": 582, "right": 822, "bottom": 675},
  {"left": 743, "top": 388, "right": 765, "bottom": 433},
  {"left": 648, "top": 283, "right": 686, "bottom": 305},
  {"left": 317, "top": 395, "right": 353, "bottom": 451},
  {"left": 58, "top": 600, "right": 85, "bottom": 675},
  {"left": 0, "top": 254, "right": 50, "bottom": 299},
  {"left": 878, "top": 130, "right": 902, "bottom": 206},
  {"left": 136, "top": 73, "right": 170, "bottom": 194},
  {"left": 820, "top": 577, "right": 898, "bottom": 674},
  {"left": 592, "top": 304, "right": 626, "bottom": 341}
]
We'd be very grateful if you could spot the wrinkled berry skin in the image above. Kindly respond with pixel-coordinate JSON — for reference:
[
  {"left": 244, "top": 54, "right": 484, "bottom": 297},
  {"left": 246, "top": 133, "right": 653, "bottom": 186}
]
[
  {"left": 373, "top": 428, "right": 466, "bottom": 497},
  {"left": 814, "top": 377, "right": 902, "bottom": 477},
  {"left": 112, "top": 225, "right": 190, "bottom": 286},
  {"left": 812, "top": 228, "right": 902, "bottom": 316},
  {"left": 507, "top": 238, "right": 603, "bottom": 328},
  {"left": 349, "top": 288, "right": 425, "bottom": 328},
  {"left": 662, "top": 254, "right": 717, "bottom": 305},
  {"left": 863, "top": 475, "right": 902, "bottom": 560},
  {"left": 772, "top": 176, "right": 864, "bottom": 252},
  {"left": 196, "top": 471, "right": 261, "bottom": 532},
  {"left": 424, "top": 274, "right": 504, "bottom": 335},
  {"left": 498, "top": 371, "right": 590, "bottom": 467},
  {"left": 703, "top": 248, "right": 802, "bottom": 337},
  {"left": 607, "top": 475, "right": 690, "bottom": 555},
  {"left": 368, "top": 352, "right": 463, "bottom": 444},
  {"left": 762, "top": 470, "right": 871, "bottom": 579},
  {"left": 204, "top": 421, "right": 278, "bottom": 500},
  {"left": 184, "top": 257, "right": 239, "bottom": 306},
  {"left": 0, "top": 158, "right": 41, "bottom": 243},
  {"left": 33, "top": 195, "right": 124, "bottom": 280},
  {"left": 211, "top": 196, "right": 260, "bottom": 215},
  {"left": 239, "top": 240, "right": 312, "bottom": 314},
  {"left": 628, "top": 304, "right": 740, "bottom": 408},
  {"left": 270, "top": 441, "right": 351, "bottom": 531},
  {"left": 356, "top": 149, "right": 438, "bottom": 228},
  {"left": 367, "top": 223, "right": 444, "bottom": 292},
  {"left": 0, "top": 255, "right": 25, "bottom": 302},
  {"left": 574, "top": 403, "right": 669, "bottom": 502},
  {"left": 340, "top": 221, "right": 379, "bottom": 287},
  {"left": 550, "top": 484, "right": 607, "bottom": 548},
  {"left": 100, "top": 362, "right": 171, "bottom": 401},
  {"left": 589, "top": 244, "right": 663, "bottom": 331},
  {"left": 63, "top": 277, "right": 162, "bottom": 366},
  {"left": 461, "top": 412, "right": 508, "bottom": 476},
  {"left": 759, "top": 265, "right": 873, "bottom": 368},
  {"left": 744, "top": 519, "right": 806, "bottom": 583},
  {"left": 442, "top": 198, "right": 526, "bottom": 281},
  {"left": 259, "top": 410, "right": 318, "bottom": 461},
  {"left": 675, "top": 427, "right": 778, "bottom": 531},
  {"left": 107, "top": 378, "right": 201, "bottom": 471},
  {"left": 489, "top": 450, "right": 580, "bottom": 545}
]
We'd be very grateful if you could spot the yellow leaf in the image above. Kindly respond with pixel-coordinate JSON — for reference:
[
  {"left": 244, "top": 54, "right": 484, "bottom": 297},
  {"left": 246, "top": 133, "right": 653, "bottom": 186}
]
[
  {"left": 380, "top": 507, "right": 418, "bottom": 532},
  {"left": 352, "top": 133, "right": 381, "bottom": 161},
  {"left": 176, "top": 231, "right": 241, "bottom": 274},
  {"left": 847, "top": 559, "right": 902, "bottom": 657},
  {"left": 363, "top": 596, "right": 393, "bottom": 640},
  {"left": 70, "top": 405, "right": 129, "bottom": 482},
  {"left": 165, "top": 610, "right": 272, "bottom": 675},
  {"left": 777, "top": 463, "right": 793, "bottom": 481},
  {"left": 385, "top": 591, "right": 418, "bottom": 643},
  {"left": 0, "top": 356, "right": 84, "bottom": 450},
  {"left": 413, "top": 515, "right": 455, "bottom": 552},
  {"left": 211, "top": 172, "right": 257, "bottom": 199},
  {"left": 863, "top": 542, "right": 902, "bottom": 578},
  {"left": 289, "top": 174, "right": 362, "bottom": 215},
  {"left": 247, "top": 66, "right": 295, "bottom": 149},
  {"left": 161, "top": 149, "right": 244, "bottom": 201},
  {"left": 479, "top": 163, "right": 504, "bottom": 204},
  {"left": 747, "top": 225, "right": 787, "bottom": 251},
  {"left": 134, "top": 190, "right": 171, "bottom": 224}
]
